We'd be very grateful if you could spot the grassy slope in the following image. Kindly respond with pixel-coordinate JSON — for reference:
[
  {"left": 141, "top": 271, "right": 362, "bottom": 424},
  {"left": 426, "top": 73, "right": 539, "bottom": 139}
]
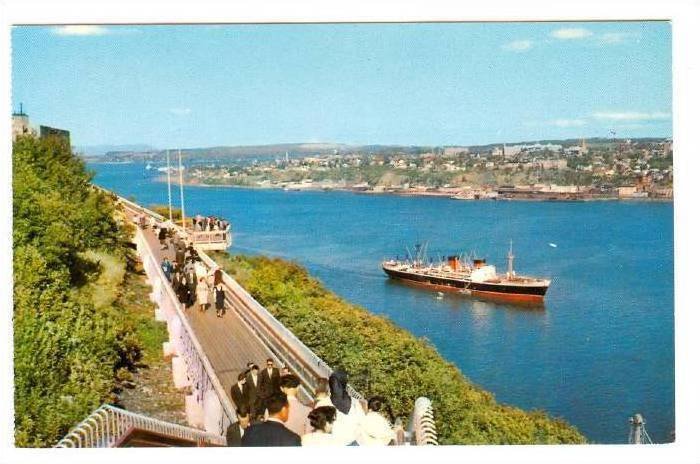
[
  {"left": 115, "top": 267, "right": 188, "bottom": 425},
  {"left": 213, "top": 253, "right": 586, "bottom": 445}
]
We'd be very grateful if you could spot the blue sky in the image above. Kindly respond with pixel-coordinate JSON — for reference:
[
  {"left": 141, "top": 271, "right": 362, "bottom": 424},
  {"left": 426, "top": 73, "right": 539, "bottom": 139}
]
[{"left": 11, "top": 22, "right": 671, "bottom": 148}]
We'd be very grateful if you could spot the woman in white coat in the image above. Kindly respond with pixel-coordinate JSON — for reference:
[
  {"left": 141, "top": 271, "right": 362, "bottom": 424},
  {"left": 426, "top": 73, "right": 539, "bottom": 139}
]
[
  {"left": 357, "top": 396, "right": 396, "bottom": 446},
  {"left": 328, "top": 370, "right": 365, "bottom": 445},
  {"left": 196, "top": 277, "right": 209, "bottom": 312},
  {"left": 301, "top": 406, "right": 342, "bottom": 446}
]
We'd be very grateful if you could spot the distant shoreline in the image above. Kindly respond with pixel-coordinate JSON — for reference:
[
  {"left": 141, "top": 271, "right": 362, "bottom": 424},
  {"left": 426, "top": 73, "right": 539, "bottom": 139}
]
[{"left": 152, "top": 176, "right": 673, "bottom": 203}]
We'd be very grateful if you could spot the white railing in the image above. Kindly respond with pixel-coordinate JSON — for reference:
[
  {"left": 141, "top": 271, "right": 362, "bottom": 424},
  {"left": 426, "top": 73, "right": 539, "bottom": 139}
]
[
  {"left": 197, "top": 251, "right": 364, "bottom": 403},
  {"left": 99, "top": 187, "right": 436, "bottom": 444},
  {"left": 118, "top": 191, "right": 363, "bottom": 403},
  {"left": 407, "top": 397, "right": 438, "bottom": 445},
  {"left": 55, "top": 404, "right": 225, "bottom": 448},
  {"left": 133, "top": 223, "right": 237, "bottom": 432},
  {"left": 190, "top": 229, "right": 232, "bottom": 250}
]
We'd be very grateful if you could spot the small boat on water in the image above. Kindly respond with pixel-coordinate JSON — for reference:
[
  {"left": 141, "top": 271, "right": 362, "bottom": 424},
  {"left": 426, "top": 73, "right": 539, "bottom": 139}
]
[{"left": 381, "top": 242, "right": 551, "bottom": 303}]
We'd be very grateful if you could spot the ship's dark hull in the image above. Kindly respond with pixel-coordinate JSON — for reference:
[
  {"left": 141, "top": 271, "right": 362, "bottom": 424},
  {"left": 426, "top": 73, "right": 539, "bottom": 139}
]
[{"left": 382, "top": 266, "right": 548, "bottom": 303}]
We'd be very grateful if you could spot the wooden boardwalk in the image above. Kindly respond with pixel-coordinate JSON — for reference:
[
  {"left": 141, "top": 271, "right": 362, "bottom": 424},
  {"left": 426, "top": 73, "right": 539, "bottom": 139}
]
[{"left": 128, "top": 209, "right": 276, "bottom": 403}]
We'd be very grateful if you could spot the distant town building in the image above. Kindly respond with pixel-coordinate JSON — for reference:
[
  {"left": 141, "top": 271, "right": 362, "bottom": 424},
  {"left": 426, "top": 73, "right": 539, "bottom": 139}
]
[
  {"left": 502, "top": 144, "right": 522, "bottom": 158},
  {"left": 580, "top": 138, "right": 588, "bottom": 154},
  {"left": 662, "top": 139, "right": 673, "bottom": 157},
  {"left": 537, "top": 159, "right": 568, "bottom": 170},
  {"left": 617, "top": 186, "right": 638, "bottom": 197},
  {"left": 12, "top": 104, "right": 36, "bottom": 141},
  {"left": 564, "top": 146, "right": 587, "bottom": 156},
  {"left": 520, "top": 143, "right": 563, "bottom": 153},
  {"left": 443, "top": 146, "right": 470, "bottom": 156},
  {"left": 39, "top": 125, "right": 71, "bottom": 145},
  {"left": 545, "top": 184, "right": 579, "bottom": 193}
]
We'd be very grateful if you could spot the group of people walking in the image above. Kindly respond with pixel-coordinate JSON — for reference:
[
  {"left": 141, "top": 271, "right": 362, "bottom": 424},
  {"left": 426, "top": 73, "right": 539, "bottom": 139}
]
[
  {"left": 141, "top": 209, "right": 396, "bottom": 447},
  {"left": 133, "top": 208, "right": 230, "bottom": 318},
  {"left": 192, "top": 214, "right": 229, "bottom": 233},
  {"left": 227, "top": 361, "right": 397, "bottom": 447},
  {"left": 161, "top": 236, "right": 227, "bottom": 317}
]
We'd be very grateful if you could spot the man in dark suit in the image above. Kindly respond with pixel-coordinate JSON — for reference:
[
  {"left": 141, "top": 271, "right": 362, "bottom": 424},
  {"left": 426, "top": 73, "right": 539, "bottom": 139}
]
[
  {"left": 175, "top": 246, "right": 185, "bottom": 269},
  {"left": 226, "top": 407, "right": 250, "bottom": 446},
  {"left": 230, "top": 371, "right": 249, "bottom": 412},
  {"left": 185, "top": 264, "right": 197, "bottom": 308},
  {"left": 241, "top": 392, "right": 301, "bottom": 447},
  {"left": 259, "top": 358, "right": 281, "bottom": 400},
  {"left": 246, "top": 364, "right": 261, "bottom": 421}
]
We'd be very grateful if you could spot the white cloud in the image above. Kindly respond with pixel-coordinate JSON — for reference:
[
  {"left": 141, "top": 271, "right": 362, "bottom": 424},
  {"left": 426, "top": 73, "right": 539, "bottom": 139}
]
[
  {"left": 593, "top": 111, "right": 671, "bottom": 121},
  {"left": 599, "top": 32, "right": 634, "bottom": 44},
  {"left": 53, "top": 25, "right": 109, "bottom": 36},
  {"left": 598, "top": 32, "right": 639, "bottom": 45},
  {"left": 169, "top": 108, "right": 192, "bottom": 116},
  {"left": 501, "top": 40, "right": 533, "bottom": 52},
  {"left": 551, "top": 119, "right": 587, "bottom": 128},
  {"left": 550, "top": 28, "right": 593, "bottom": 40}
]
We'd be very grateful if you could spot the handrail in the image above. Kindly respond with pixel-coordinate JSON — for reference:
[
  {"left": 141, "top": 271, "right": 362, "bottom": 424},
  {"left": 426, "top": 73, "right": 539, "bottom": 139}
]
[
  {"left": 407, "top": 397, "right": 438, "bottom": 445},
  {"left": 132, "top": 217, "right": 239, "bottom": 426},
  {"left": 55, "top": 404, "right": 225, "bottom": 448},
  {"left": 191, "top": 229, "right": 232, "bottom": 247},
  {"left": 197, "top": 250, "right": 364, "bottom": 402},
  {"left": 111, "top": 188, "right": 363, "bottom": 402},
  {"left": 94, "top": 186, "right": 437, "bottom": 445}
]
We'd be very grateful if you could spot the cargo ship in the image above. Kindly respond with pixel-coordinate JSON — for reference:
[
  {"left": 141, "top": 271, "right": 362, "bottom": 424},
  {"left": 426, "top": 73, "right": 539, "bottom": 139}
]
[{"left": 381, "top": 243, "right": 551, "bottom": 303}]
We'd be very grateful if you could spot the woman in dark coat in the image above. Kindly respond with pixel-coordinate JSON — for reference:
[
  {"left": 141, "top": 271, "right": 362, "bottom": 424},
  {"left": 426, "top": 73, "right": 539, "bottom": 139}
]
[
  {"left": 176, "top": 272, "right": 190, "bottom": 307},
  {"left": 171, "top": 266, "right": 181, "bottom": 292},
  {"left": 158, "top": 226, "right": 168, "bottom": 249},
  {"left": 175, "top": 247, "right": 185, "bottom": 268},
  {"left": 214, "top": 283, "right": 226, "bottom": 318},
  {"left": 214, "top": 268, "right": 223, "bottom": 286}
]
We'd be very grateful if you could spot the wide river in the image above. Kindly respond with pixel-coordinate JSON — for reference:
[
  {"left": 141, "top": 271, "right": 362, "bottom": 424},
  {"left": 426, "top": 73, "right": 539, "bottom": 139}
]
[{"left": 91, "top": 162, "right": 674, "bottom": 444}]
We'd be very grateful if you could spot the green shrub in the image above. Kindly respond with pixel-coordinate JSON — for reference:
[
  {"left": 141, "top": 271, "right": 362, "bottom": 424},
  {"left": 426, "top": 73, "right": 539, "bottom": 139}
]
[
  {"left": 149, "top": 204, "right": 183, "bottom": 221},
  {"left": 214, "top": 253, "right": 586, "bottom": 445},
  {"left": 12, "top": 136, "right": 138, "bottom": 447}
]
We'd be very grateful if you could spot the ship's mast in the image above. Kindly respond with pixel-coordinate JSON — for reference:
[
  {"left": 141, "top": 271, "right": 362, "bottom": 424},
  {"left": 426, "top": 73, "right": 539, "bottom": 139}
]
[{"left": 507, "top": 240, "right": 515, "bottom": 279}]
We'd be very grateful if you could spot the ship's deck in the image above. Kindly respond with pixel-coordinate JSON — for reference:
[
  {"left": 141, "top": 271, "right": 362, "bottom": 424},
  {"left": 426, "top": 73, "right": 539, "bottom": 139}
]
[{"left": 382, "top": 262, "right": 550, "bottom": 287}]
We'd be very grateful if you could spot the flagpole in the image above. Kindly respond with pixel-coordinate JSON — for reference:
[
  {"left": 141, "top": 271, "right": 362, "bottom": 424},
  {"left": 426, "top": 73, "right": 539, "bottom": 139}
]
[
  {"left": 166, "top": 149, "right": 173, "bottom": 223},
  {"left": 178, "top": 149, "right": 186, "bottom": 230}
]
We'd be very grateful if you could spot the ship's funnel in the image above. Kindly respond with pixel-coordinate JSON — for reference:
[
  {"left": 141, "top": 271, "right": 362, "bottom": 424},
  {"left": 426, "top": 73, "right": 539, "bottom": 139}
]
[
  {"left": 473, "top": 258, "right": 486, "bottom": 269},
  {"left": 447, "top": 256, "right": 460, "bottom": 271}
]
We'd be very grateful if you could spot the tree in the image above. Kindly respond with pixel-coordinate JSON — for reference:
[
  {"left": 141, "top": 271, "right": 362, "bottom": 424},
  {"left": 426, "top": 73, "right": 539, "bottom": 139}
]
[{"left": 13, "top": 136, "right": 134, "bottom": 446}]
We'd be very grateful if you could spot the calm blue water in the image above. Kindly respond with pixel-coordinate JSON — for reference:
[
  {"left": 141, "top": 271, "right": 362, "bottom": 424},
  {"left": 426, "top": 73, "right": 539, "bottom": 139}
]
[{"left": 90, "top": 163, "right": 674, "bottom": 444}]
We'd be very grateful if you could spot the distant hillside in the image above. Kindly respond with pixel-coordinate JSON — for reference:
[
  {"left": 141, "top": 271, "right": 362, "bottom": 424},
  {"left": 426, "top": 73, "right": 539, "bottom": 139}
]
[
  {"left": 100, "top": 143, "right": 353, "bottom": 162},
  {"left": 96, "top": 138, "right": 669, "bottom": 163},
  {"left": 76, "top": 144, "right": 157, "bottom": 157},
  {"left": 466, "top": 137, "right": 668, "bottom": 153}
]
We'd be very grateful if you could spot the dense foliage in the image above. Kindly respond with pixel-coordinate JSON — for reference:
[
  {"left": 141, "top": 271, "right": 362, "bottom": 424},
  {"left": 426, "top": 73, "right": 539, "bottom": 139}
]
[
  {"left": 13, "top": 136, "right": 136, "bottom": 446},
  {"left": 214, "top": 253, "right": 586, "bottom": 445},
  {"left": 149, "top": 204, "right": 183, "bottom": 221}
]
